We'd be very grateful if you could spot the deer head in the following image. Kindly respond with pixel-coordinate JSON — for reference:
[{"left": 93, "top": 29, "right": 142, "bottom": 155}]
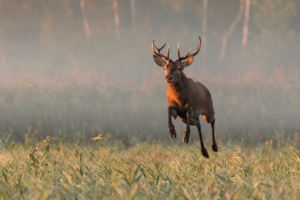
[{"left": 152, "top": 37, "right": 201, "bottom": 84}]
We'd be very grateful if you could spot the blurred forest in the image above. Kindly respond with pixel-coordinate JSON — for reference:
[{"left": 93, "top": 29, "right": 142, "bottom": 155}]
[{"left": 0, "top": 0, "right": 300, "bottom": 82}]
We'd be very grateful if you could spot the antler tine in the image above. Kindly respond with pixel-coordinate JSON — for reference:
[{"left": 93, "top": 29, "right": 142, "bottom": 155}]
[
  {"left": 190, "top": 37, "right": 201, "bottom": 57},
  {"left": 152, "top": 40, "right": 166, "bottom": 52},
  {"left": 167, "top": 45, "right": 170, "bottom": 58},
  {"left": 178, "top": 43, "right": 192, "bottom": 61},
  {"left": 152, "top": 40, "right": 169, "bottom": 60},
  {"left": 183, "top": 48, "right": 192, "bottom": 58},
  {"left": 178, "top": 37, "right": 201, "bottom": 60},
  {"left": 177, "top": 43, "right": 180, "bottom": 60}
]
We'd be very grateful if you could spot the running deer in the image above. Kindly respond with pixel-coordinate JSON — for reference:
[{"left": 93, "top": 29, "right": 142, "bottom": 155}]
[{"left": 152, "top": 37, "right": 217, "bottom": 158}]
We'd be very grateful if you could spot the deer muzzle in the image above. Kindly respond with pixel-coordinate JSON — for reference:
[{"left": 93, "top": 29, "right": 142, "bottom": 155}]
[{"left": 165, "top": 75, "right": 174, "bottom": 83}]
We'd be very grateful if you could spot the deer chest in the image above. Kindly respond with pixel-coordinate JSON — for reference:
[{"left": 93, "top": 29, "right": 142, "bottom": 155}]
[{"left": 168, "top": 95, "right": 186, "bottom": 107}]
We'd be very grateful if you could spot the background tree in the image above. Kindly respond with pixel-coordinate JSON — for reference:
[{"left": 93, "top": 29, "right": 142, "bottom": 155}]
[{"left": 0, "top": 0, "right": 299, "bottom": 81}]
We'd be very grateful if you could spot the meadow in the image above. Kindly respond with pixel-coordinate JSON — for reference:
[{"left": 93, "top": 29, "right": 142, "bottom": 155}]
[
  {"left": 0, "top": 71, "right": 300, "bottom": 199},
  {"left": 0, "top": 138, "right": 300, "bottom": 199}
]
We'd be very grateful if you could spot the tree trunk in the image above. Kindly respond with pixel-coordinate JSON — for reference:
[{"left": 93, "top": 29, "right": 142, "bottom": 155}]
[
  {"left": 219, "top": 0, "right": 244, "bottom": 61},
  {"left": 113, "top": 0, "right": 120, "bottom": 38},
  {"left": 131, "top": 0, "right": 136, "bottom": 33},
  {"left": 242, "top": 0, "right": 251, "bottom": 46},
  {"left": 202, "top": 0, "right": 208, "bottom": 52},
  {"left": 80, "top": 0, "right": 91, "bottom": 38},
  {"left": 201, "top": 0, "right": 208, "bottom": 67}
]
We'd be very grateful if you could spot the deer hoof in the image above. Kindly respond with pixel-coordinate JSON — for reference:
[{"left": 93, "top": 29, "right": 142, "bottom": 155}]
[
  {"left": 212, "top": 143, "right": 218, "bottom": 152},
  {"left": 201, "top": 148, "right": 209, "bottom": 158},
  {"left": 183, "top": 128, "right": 190, "bottom": 143},
  {"left": 168, "top": 125, "right": 177, "bottom": 139}
]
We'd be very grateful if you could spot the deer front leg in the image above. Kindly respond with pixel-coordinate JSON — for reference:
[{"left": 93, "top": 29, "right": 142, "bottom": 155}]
[
  {"left": 167, "top": 106, "right": 177, "bottom": 139},
  {"left": 183, "top": 107, "right": 193, "bottom": 143}
]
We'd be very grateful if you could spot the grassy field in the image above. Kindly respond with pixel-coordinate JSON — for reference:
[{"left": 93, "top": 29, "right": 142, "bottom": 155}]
[
  {"left": 0, "top": 72, "right": 300, "bottom": 199},
  {"left": 0, "top": 137, "right": 300, "bottom": 199}
]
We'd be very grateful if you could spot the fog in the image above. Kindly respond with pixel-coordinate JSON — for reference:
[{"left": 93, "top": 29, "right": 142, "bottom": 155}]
[{"left": 0, "top": 0, "right": 299, "bottom": 145}]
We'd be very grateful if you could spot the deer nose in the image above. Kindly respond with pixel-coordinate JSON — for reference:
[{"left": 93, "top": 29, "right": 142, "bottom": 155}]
[{"left": 165, "top": 75, "right": 173, "bottom": 81}]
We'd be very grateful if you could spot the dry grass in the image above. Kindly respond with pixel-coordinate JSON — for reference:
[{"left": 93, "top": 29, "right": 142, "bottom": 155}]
[{"left": 0, "top": 137, "right": 300, "bottom": 199}]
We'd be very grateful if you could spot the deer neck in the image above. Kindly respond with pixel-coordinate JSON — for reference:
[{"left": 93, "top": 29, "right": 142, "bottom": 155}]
[{"left": 168, "top": 73, "right": 189, "bottom": 99}]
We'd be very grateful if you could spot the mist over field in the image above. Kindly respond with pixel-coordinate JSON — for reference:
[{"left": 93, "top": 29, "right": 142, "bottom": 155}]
[{"left": 0, "top": 0, "right": 300, "bottom": 145}]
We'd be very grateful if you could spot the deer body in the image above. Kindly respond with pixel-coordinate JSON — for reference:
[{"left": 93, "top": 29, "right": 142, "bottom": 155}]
[
  {"left": 167, "top": 75, "right": 214, "bottom": 123},
  {"left": 152, "top": 37, "right": 218, "bottom": 158}
]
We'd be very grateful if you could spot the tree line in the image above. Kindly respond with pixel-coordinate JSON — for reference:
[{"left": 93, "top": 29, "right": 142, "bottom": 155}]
[{"left": 0, "top": 0, "right": 299, "bottom": 80}]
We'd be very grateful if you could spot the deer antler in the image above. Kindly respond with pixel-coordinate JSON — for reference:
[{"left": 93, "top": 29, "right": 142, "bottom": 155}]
[
  {"left": 178, "top": 37, "right": 201, "bottom": 61},
  {"left": 152, "top": 40, "right": 170, "bottom": 60}
]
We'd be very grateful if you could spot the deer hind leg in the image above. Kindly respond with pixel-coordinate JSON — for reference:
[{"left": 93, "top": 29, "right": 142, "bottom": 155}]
[
  {"left": 202, "top": 115, "right": 218, "bottom": 152},
  {"left": 211, "top": 118, "right": 218, "bottom": 152},
  {"left": 167, "top": 106, "right": 177, "bottom": 139},
  {"left": 195, "top": 118, "right": 209, "bottom": 158},
  {"left": 185, "top": 110, "right": 209, "bottom": 158},
  {"left": 183, "top": 107, "right": 193, "bottom": 143}
]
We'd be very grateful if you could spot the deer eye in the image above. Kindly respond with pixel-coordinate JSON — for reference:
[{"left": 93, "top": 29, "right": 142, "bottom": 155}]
[{"left": 177, "top": 67, "right": 181, "bottom": 71}]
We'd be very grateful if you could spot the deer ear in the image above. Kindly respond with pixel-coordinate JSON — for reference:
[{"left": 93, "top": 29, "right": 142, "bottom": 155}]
[
  {"left": 153, "top": 55, "right": 166, "bottom": 67},
  {"left": 181, "top": 56, "right": 194, "bottom": 67}
]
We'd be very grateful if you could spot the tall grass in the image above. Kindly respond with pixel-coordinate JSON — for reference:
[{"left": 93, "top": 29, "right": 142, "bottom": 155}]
[{"left": 0, "top": 137, "right": 299, "bottom": 199}]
